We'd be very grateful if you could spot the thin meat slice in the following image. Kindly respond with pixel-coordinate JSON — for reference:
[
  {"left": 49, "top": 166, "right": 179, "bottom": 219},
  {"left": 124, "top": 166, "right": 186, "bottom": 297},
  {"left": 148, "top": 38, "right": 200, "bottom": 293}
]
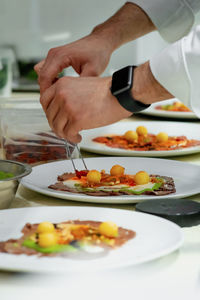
[{"left": 49, "top": 174, "right": 176, "bottom": 196}]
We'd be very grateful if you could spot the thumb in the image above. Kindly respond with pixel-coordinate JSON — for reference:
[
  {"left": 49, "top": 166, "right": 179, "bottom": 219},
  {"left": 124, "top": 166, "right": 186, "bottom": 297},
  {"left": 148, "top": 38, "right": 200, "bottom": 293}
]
[
  {"left": 34, "top": 59, "right": 45, "bottom": 75},
  {"left": 63, "top": 122, "right": 82, "bottom": 144}
]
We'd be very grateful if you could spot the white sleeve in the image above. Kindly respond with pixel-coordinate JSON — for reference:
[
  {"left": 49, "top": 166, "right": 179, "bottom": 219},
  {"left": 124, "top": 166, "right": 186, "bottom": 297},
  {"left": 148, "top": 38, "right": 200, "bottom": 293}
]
[
  {"left": 131, "top": 0, "right": 200, "bottom": 42},
  {"left": 150, "top": 26, "right": 200, "bottom": 117}
]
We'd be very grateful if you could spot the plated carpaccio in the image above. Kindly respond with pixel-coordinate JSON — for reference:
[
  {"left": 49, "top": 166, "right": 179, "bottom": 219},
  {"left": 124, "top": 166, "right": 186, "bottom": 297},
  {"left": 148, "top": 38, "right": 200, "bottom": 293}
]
[
  {"left": 49, "top": 164, "right": 176, "bottom": 196},
  {"left": 92, "top": 125, "right": 200, "bottom": 152},
  {"left": 0, "top": 220, "right": 135, "bottom": 258},
  {"left": 155, "top": 101, "right": 192, "bottom": 112}
]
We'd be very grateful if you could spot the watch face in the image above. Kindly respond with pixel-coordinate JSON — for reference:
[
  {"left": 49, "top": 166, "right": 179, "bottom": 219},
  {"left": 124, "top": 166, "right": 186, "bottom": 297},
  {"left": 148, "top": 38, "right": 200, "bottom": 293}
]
[{"left": 111, "top": 66, "right": 133, "bottom": 95}]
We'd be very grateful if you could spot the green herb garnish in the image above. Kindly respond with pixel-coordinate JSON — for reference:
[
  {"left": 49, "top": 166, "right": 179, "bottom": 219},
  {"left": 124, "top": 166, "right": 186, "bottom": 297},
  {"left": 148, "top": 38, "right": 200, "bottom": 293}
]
[
  {"left": 23, "top": 239, "right": 78, "bottom": 254},
  {"left": 74, "top": 178, "right": 163, "bottom": 195}
]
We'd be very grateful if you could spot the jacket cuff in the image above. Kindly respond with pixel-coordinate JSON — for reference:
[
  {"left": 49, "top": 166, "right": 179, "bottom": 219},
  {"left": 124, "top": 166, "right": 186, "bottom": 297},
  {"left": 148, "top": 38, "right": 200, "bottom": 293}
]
[{"left": 131, "top": 0, "right": 195, "bottom": 42}]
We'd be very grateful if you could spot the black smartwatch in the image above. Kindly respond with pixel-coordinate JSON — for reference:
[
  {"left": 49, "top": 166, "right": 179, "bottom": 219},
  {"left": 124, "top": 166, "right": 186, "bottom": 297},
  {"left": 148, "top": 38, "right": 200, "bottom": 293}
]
[{"left": 111, "top": 65, "right": 150, "bottom": 113}]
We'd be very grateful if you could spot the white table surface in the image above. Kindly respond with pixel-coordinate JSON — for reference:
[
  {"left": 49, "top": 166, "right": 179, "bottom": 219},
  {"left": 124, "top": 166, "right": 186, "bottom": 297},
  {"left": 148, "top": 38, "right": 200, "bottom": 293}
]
[{"left": 0, "top": 93, "right": 200, "bottom": 300}]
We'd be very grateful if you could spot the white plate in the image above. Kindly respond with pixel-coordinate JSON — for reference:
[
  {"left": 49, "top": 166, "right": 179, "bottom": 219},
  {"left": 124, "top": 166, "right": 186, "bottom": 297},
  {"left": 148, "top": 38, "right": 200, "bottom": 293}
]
[
  {"left": 21, "top": 157, "right": 200, "bottom": 204},
  {"left": 0, "top": 206, "right": 183, "bottom": 272},
  {"left": 141, "top": 99, "right": 197, "bottom": 119},
  {"left": 80, "top": 121, "right": 200, "bottom": 157}
]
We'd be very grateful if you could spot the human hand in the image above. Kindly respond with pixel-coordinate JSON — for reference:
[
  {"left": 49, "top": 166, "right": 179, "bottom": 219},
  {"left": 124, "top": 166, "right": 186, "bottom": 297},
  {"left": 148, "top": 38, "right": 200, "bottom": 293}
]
[
  {"left": 40, "top": 76, "right": 132, "bottom": 143},
  {"left": 35, "top": 2, "right": 156, "bottom": 94},
  {"left": 35, "top": 34, "right": 113, "bottom": 94}
]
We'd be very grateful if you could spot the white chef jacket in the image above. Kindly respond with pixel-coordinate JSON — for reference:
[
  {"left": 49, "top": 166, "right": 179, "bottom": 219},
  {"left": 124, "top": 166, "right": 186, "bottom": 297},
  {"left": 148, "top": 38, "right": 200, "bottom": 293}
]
[{"left": 131, "top": 0, "right": 200, "bottom": 117}]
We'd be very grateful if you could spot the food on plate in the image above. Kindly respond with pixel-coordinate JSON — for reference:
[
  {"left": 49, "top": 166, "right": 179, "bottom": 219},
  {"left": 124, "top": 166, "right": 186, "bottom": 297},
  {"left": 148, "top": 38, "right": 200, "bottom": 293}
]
[
  {"left": 0, "top": 220, "right": 135, "bottom": 257},
  {"left": 136, "top": 126, "right": 148, "bottom": 136},
  {"left": 155, "top": 101, "right": 192, "bottom": 112},
  {"left": 110, "top": 164, "right": 125, "bottom": 176},
  {"left": 0, "top": 171, "right": 14, "bottom": 180},
  {"left": 124, "top": 130, "right": 138, "bottom": 142},
  {"left": 49, "top": 164, "right": 176, "bottom": 196},
  {"left": 92, "top": 126, "right": 200, "bottom": 151},
  {"left": 156, "top": 132, "right": 168, "bottom": 143},
  {"left": 134, "top": 171, "right": 150, "bottom": 185},
  {"left": 87, "top": 170, "right": 101, "bottom": 184}
]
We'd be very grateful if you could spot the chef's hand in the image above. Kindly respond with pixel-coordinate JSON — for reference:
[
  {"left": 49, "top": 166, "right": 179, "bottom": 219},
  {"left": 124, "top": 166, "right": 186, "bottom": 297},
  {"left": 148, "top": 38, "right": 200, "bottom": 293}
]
[
  {"left": 40, "top": 76, "right": 131, "bottom": 143},
  {"left": 34, "top": 35, "right": 112, "bottom": 94},
  {"left": 35, "top": 3, "right": 155, "bottom": 94},
  {"left": 40, "top": 61, "right": 173, "bottom": 144}
]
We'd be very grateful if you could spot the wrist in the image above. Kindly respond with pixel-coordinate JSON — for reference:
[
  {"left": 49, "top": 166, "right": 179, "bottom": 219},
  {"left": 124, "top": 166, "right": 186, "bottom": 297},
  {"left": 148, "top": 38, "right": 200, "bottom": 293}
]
[
  {"left": 90, "top": 27, "right": 117, "bottom": 54},
  {"left": 131, "top": 61, "right": 173, "bottom": 105},
  {"left": 110, "top": 66, "right": 150, "bottom": 113}
]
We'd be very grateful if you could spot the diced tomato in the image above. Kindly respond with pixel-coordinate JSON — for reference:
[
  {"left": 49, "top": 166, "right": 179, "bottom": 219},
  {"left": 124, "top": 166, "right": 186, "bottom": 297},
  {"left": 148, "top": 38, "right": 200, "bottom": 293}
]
[
  {"left": 175, "top": 136, "right": 186, "bottom": 141},
  {"left": 127, "top": 179, "right": 136, "bottom": 186},
  {"left": 75, "top": 170, "right": 89, "bottom": 178}
]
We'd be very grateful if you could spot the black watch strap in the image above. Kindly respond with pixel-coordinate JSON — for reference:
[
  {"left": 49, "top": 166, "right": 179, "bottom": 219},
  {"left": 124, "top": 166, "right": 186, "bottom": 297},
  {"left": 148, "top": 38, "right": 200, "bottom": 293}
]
[
  {"left": 116, "top": 89, "right": 151, "bottom": 113},
  {"left": 111, "top": 65, "right": 150, "bottom": 113}
]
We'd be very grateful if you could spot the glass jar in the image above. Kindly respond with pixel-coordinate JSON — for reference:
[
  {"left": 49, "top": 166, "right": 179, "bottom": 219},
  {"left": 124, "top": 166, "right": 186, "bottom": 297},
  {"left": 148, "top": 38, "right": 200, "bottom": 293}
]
[{"left": 0, "top": 98, "right": 78, "bottom": 165}]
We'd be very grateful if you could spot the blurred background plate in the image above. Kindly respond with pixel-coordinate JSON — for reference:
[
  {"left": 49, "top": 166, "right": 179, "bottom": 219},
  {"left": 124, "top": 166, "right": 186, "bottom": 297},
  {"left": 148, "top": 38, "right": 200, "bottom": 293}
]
[
  {"left": 141, "top": 99, "right": 197, "bottom": 119},
  {"left": 0, "top": 206, "right": 183, "bottom": 272},
  {"left": 80, "top": 121, "right": 200, "bottom": 157}
]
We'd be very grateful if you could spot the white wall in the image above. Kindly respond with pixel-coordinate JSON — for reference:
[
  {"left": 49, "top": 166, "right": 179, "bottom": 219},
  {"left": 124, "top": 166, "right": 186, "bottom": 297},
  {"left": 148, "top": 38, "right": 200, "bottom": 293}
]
[{"left": 0, "top": 0, "right": 170, "bottom": 75}]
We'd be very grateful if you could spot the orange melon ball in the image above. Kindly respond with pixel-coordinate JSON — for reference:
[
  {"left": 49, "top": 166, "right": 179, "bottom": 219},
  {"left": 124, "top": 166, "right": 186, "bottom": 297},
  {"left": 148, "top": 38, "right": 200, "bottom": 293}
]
[
  {"left": 86, "top": 170, "right": 101, "bottom": 183},
  {"left": 134, "top": 171, "right": 150, "bottom": 185},
  {"left": 124, "top": 130, "right": 138, "bottom": 142},
  {"left": 156, "top": 132, "right": 168, "bottom": 143},
  {"left": 136, "top": 126, "right": 148, "bottom": 136},
  {"left": 37, "top": 222, "right": 55, "bottom": 234},
  {"left": 99, "top": 221, "right": 118, "bottom": 238},
  {"left": 110, "top": 164, "right": 125, "bottom": 176}
]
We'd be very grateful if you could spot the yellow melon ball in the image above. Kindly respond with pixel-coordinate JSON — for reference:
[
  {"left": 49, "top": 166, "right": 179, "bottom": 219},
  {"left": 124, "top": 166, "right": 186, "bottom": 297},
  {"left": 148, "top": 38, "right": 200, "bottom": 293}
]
[
  {"left": 124, "top": 130, "right": 138, "bottom": 142},
  {"left": 134, "top": 171, "right": 150, "bottom": 185},
  {"left": 136, "top": 126, "right": 148, "bottom": 136},
  {"left": 174, "top": 101, "right": 182, "bottom": 108},
  {"left": 99, "top": 221, "right": 118, "bottom": 238},
  {"left": 110, "top": 164, "right": 125, "bottom": 176},
  {"left": 37, "top": 222, "right": 55, "bottom": 234},
  {"left": 86, "top": 170, "right": 101, "bottom": 184},
  {"left": 156, "top": 132, "right": 168, "bottom": 143},
  {"left": 38, "top": 232, "right": 58, "bottom": 248}
]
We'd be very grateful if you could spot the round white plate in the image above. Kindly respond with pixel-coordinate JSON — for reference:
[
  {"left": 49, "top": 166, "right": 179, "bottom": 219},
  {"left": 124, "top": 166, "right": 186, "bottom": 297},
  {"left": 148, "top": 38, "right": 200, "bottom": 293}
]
[
  {"left": 141, "top": 99, "right": 197, "bottom": 119},
  {"left": 0, "top": 206, "right": 183, "bottom": 272},
  {"left": 21, "top": 157, "right": 200, "bottom": 204},
  {"left": 80, "top": 121, "right": 200, "bottom": 157}
]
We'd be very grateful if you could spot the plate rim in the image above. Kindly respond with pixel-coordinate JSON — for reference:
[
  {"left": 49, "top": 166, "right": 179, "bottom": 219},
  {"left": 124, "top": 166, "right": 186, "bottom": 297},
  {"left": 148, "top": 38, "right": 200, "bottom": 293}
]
[
  {"left": 141, "top": 100, "right": 197, "bottom": 119},
  {"left": 21, "top": 156, "right": 200, "bottom": 204},
  {"left": 0, "top": 206, "right": 184, "bottom": 272}
]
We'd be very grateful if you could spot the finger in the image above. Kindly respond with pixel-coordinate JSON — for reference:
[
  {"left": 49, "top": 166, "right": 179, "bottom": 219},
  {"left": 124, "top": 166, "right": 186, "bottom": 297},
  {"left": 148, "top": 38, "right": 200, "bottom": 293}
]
[
  {"left": 45, "top": 98, "right": 60, "bottom": 130},
  {"left": 34, "top": 60, "right": 45, "bottom": 75},
  {"left": 63, "top": 122, "right": 82, "bottom": 144},
  {"left": 49, "top": 109, "right": 68, "bottom": 138},
  {"left": 40, "top": 83, "right": 56, "bottom": 112},
  {"left": 64, "top": 132, "right": 82, "bottom": 144},
  {"left": 39, "top": 49, "right": 71, "bottom": 93}
]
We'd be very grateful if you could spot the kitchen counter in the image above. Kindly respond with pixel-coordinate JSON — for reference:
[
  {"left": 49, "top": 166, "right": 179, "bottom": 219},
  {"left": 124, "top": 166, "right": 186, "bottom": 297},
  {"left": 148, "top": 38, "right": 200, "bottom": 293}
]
[{"left": 0, "top": 93, "right": 200, "bottom": 300}]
